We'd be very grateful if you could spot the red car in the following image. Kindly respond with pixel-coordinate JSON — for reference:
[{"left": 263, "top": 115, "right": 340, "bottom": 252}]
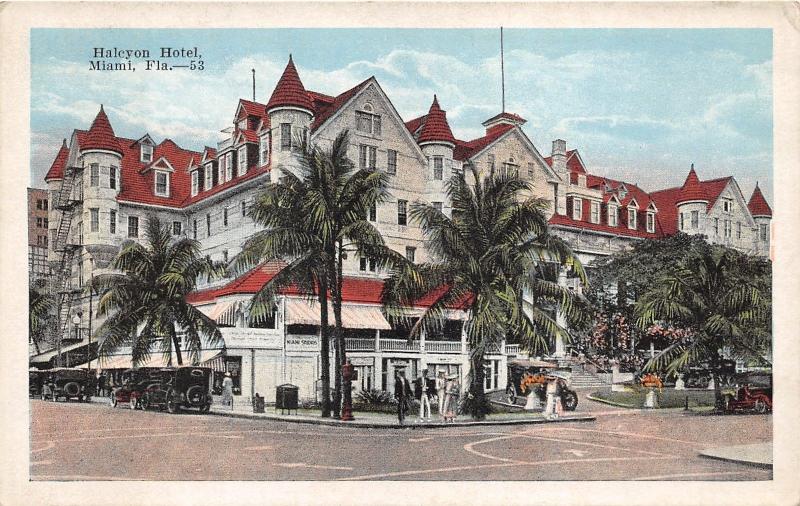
[{"left": 722, "top": 372, "right": 772, "bottom": 414}]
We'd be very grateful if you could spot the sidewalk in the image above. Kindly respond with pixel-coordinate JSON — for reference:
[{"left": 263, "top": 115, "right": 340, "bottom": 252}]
[
  {"left": 208, "top": 404, "right": 596, "bottom": 429},
  {"left": 699, "top": 442, "right": 773, "bottom": 468}
]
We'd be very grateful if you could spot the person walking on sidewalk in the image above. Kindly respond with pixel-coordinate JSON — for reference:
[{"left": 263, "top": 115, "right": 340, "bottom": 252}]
[
  {"left": 443, "top": 373, "right": 460, "bottom": 423},
  {"left": 435, "top": 370, "right": 447, "bottom": 421},
  {"left": 394, "top": 368, "right": 412, "bottom": 425},
  {"left": 222, "top": 372, "right": 234, "bottom": 410},
  {"left": 414, "top": 369, "right": 433, "bottom": 422}
]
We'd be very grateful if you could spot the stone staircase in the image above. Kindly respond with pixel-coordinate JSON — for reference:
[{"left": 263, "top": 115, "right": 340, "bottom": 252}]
[{"left": 554, "top": 355, "right": 611, "bottom": 389}]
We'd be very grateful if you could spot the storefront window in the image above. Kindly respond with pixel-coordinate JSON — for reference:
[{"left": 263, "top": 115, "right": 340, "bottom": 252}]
[{"left": 213, "top": 356, "right": 242, "bottom": 395}]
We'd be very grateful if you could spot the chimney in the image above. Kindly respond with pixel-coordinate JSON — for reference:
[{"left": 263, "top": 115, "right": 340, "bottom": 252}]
[{"left": 551, "top": 139, "right": 567, "bottom": 174}]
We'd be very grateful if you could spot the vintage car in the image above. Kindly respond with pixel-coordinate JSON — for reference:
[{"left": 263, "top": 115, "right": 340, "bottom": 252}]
[
  {"left": 506, "top": 359, "right": 578, "bottom": 411},
  {"left": 111, "top": 367, "right": 165, "bottom": 409},
  {"left": 139, "top": 366, "right": 212, "bottom": 414},
  {"left": 722, "top": 372, "right": 772, "bottom": 414},
  {"left": 40, "top": 368, "right": 94, "bottom": 402},
  {"left": 29, "top": 369, "right": 46, "bottom": 398}
]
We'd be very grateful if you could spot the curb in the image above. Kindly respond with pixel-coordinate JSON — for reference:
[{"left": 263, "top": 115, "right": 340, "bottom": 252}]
[
  {"left": 585, "top": 394, "right": 636, "bottom": 409},
  {"left": 698, "top": 451, "right": 772, "bottom": 469},
  {"left": 207, "top": 409, "right": 596, "bottom": 429}
]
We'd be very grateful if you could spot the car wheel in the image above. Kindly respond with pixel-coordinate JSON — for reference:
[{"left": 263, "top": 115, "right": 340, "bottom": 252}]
[
  {"left": 166, "top": 391, "right": 179, "bottom": 414},
  {"left": 111, "top": 396, "right": 118, "bottom": 408},
  {"left": 562, "top": 391, "right": 579, "bottom": 411},
  {"left": 754, "top": 399, "right": 768, "bottom": 414},
  {"left": 129, "top": 396, "right": 138, "bottom": 410}
]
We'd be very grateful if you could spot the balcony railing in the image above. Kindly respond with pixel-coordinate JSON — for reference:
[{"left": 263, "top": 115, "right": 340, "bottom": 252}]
[
  {"left": 345, "top": 338, "right": 376, "bottom": 351},
  {"left": 505, "top": 344, "right": 520, "bottom": 356},
  {"left": 425, "top": 340, "right": 463, "bottom": 353},
  {"left": 379, "top": 339, "right": 420, "bottom": 352}
]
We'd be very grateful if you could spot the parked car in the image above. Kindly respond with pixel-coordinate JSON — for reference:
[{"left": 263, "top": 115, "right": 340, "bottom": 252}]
[
  {"left": 29, "top": 369, "right": 46, "bottom": 398},
  {"left": 140, "top": 366, "right": 212, "bottom": 414},
  {"left": 40, "top": 368, "right": 94, "bottom": 402},
  {"left": 505, "top": 359, "right": 578, "bottom": 411},
  {"left": 111, "top": 367, "right": 164, "bottom": 409},
  {"left": 722, "top": 372, "right": 772, "bottom": 414}
]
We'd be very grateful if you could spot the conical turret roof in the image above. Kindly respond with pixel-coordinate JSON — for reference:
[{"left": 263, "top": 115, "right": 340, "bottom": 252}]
[
  {"left": 44, "top": 139, "right": 70, "bottom": 181},
  {"left": 676, "top": 165, "right": 707, "bottom": 204},
  {"left": 417, "top": 95, "right": 456, "bottom": 145},
  {"left": 747, "top": 183, "right": 772, "bottom": 217},
  {"left": 266, "top": 56, "right": 313, "bottom": 112},
  {"left": 82, "top": 105, "right": 123, "bottom": 155}
]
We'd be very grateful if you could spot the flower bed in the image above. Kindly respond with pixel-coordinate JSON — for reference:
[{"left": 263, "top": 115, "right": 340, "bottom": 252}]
[{"left": 590, "top": 388, "right": 718, "bottom": 409}]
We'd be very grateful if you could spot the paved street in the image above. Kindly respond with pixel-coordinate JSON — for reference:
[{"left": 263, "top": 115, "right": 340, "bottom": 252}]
[{"left": 30, "top": 398, "right": 771, "bottom": 481}]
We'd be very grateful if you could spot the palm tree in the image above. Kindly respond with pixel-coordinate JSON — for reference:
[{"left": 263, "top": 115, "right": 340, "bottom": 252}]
[
  {"left": 635, "top": 244, "right": 771, "bottom": 407},
  {"left": 232, "top": 130, "right": 398, "bottom": 418},
  {"left": 382, "top": 165, "right": 591, "bottom": 419},
  {"left": 93, "top": 215, "right": 222, "bottom": 367},
  {"left": 29, "top": 287, "right": 54, "bottom": 355}
]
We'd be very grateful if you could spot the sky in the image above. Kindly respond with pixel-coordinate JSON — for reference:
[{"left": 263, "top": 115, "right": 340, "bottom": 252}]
[{"left": 30, "top": 28, "right": 773, "bottom": 205}]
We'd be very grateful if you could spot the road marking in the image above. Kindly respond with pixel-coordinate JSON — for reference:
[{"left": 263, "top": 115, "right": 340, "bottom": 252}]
[
  {"left": 338, "top": 455, "right": 680, "bottom": 481},
  {"left": 516, "top": 433, "right": 673, "bottom": 457},
  {"left": 31, "top": 474, "right": 139, "bottom": 481},
  {"left": 275, "top": 463, "right": 354, "bottom": 471},
  {"left": 409, "top": 437, "right": 433, "bottom": 442},
  {"left": 634, "top": 470, "right": 770, "bottom": 480},
  {"left": 531, "top": 427, "right": 707, "bottom": 447},
  {"left": 463, "top": 436, "right": 526, "bottom": 464},
  {"left": 243, "top": 445, "right": 274, "bottom": 451},
  {"left": 30, "top": 460, "right": 53, "bottom": 466},
  {"left": 564, "top": 449, "right": 588, "bottom": 457},
  {"left": 30, "top": 441, "right": 55, "bottom": 454},
  {"left": 31, "top": 425, "right": 204, "bottom": 437}
]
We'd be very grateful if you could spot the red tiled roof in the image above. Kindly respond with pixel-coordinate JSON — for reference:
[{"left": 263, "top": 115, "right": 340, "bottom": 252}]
[
  {"left": 566, "top": 150, "right": 586, "bottom": 174},
  {"left": 585, "top": 174, "right": 654, "bottom": 209},
  {"left": 238, "top": 99, "right": 267, "bottom": 119},
  {"left": 44, "top": 139, "right": 70, "bottom": 181},
  {"left": 116, "top": 138, "right": 202, "bottom": 208},
  {"left": 548, "top": 213, "right": 662, "bottom": 239},
  {"left": 309, "top": 78, "right": 372, "bottom": 131},
  {"left": 453, "top": 123, "right": 515, "bottom": 161},
  {"left": 701, "top": 177, "right": 733, "bottom": 210},
  {"left": 676, "top": 166, "right": 707, "bottom": 204},
  {"left": 542, "top": 149, "right": 578, "bottom": 169},
  {"left": 417, "top": 96, "right": 456, "bottom": 145},
  {"left": 182, "top": 163, "right": 270, "bottom": 206},
  {"left": 649, "top": 172, "right": 735, "bottom": 235},
  {"left": 404, "top": 115, "right": 426, "bottom": 136},
  {"left": 266, "top": 56, "right": 313, "bottom": 112},
  {"left": 202, "top": 146, "right": 217, "bottom": 161},
  {"left": 81, "top": 106, "right": 123, "bottom": 155},
  {"left": 237, "top": 129, "right": 259, "bottom": 144},
  {"left": 748, "top": 184, "right": 772, "bottom": 217},
  {"left": 186, "top": 261, "right": 472, "bottom": 309}
]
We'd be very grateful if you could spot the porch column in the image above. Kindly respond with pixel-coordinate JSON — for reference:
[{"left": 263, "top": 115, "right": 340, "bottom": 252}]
[{"left": 554, "top": 269, "right": 568, "bottom": 357}]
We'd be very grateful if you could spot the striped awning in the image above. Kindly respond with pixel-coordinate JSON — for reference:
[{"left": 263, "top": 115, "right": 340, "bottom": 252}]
[
  {"left": 198, "top": 300, "right": 239, "bottom": 326},
  {"left": 284, "top": 299, "right": 391, "bottom": 330},
  {"left": 97, "top": 349, "right": 224, "bottom": 370}
]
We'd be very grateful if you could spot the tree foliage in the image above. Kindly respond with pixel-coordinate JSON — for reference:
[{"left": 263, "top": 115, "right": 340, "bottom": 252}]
[
  {"left": 93, "top": 215, "right": 223, "bottom": 367},
  {"left": 382, "top": 165, "right": 591, "bottom": 419}
]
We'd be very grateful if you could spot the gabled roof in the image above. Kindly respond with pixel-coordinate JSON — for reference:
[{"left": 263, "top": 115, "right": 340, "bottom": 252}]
[
  {"left": 650, "top": 171, "right": 736, "bottom": 235},
  {"left": 482, "top": 112, "right": 527, "bottom": 126},
  {"left": 748, "top": 183, "right": 772, "bottom": 217},
  {"left": 44, "top": 139, "right": 70, "bottom": 181},
  {"left": 548, "top": 213, "right": 662, "bottom": 239},
  {"left": 201, "top": 147, "right": 217, "bottom": 162},
  {"left": 416, "top": 95, "right": 456, "bottom": 146},
  {"left": 309, "top": 78, "right": 372, "bottom": 131},
  {"left": 236, "top": 99, "right": 267, "bottom": 120},
  {"left": 81, "top": 106, "right": 123, "bottom": 155},
  {"left": 453, "top": 123, "right": 515, "bottom": 161},
  {"left": 266, "top": 56, "right": 313, "bottom": 112}
]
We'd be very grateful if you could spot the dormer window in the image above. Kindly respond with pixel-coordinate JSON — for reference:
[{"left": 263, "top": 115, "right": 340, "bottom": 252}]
[
  {"left": 572, "top": 198, "right": 582, "bottom": 220},
  {"left": 141, "top": 144, "right": 153, "bottom": 163},
  {"left": 590, "top": 201, "right": 600, "bottom": 224},
  {"left": 259, "top": 134, "right": 270, "bottom": 165},
  {"left": 191, "top": 170, "right": 199, "bottom": 197},
  {"left": 618, "top": 184, "right": 628, "bottom": 199},
  {"left": 238, "top": 146, "right": 248, "bottom": 176},
  {"left": 646, "top": 212, "right": 655, "bottom": 233},
  {"left": 224, "top": 152, "right": 233, "bottom": 182},
  {"left": 154, "top": 171, "right": 169, "bottom": 197},
  {"left": 204, "top": 162, "right": 214, "bottom": 190},
  {"left": 608, "top": 203, "right": 619, "bottom": 227},
  {"left": 627, "top": 207, "right": 637, "bottom": 229}
]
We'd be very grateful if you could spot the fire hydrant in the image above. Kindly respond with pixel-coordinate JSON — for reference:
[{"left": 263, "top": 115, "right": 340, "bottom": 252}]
[{"left": 341, "top": 361, "right": 356, "bottom": 421}]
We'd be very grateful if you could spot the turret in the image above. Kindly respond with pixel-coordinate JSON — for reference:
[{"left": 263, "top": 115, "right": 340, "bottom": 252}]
[
  {"left": 79, "top": 105, "right": 123, "bottom": 254},
  {"left": 675, "top": 164, "right": 708, "bottom": 234},
  {"left": 266, "top": 56, "right": 314, "bottom": 179},
  {"left": 417, "top": 95, "right": 456, "bottom": 181},
  {"left": 748, "top": 182, "right": 772, "bottom": 254}
]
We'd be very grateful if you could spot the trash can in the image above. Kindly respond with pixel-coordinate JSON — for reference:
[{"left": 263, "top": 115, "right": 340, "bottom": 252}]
[
  {"left": 252, "top": 393, "right": 265, "bottom": 413},
  {"left": 276, "top": 384, "right": 299, "bottom": 415}
]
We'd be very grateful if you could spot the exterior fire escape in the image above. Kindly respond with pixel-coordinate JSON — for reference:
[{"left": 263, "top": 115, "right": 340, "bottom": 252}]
[{"left": 50, "top": 165, "right": 83, "bottom": 362}]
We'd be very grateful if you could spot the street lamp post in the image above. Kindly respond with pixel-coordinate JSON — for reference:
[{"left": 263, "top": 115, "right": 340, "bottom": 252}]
[{"left": 71, "top": 312, "right": 82, "bottom": 367}]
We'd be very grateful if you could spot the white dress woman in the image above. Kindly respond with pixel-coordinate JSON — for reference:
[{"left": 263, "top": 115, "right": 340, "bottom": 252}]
[{"left": 443, "top": 374, "right": 460, "bottom": 423}]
